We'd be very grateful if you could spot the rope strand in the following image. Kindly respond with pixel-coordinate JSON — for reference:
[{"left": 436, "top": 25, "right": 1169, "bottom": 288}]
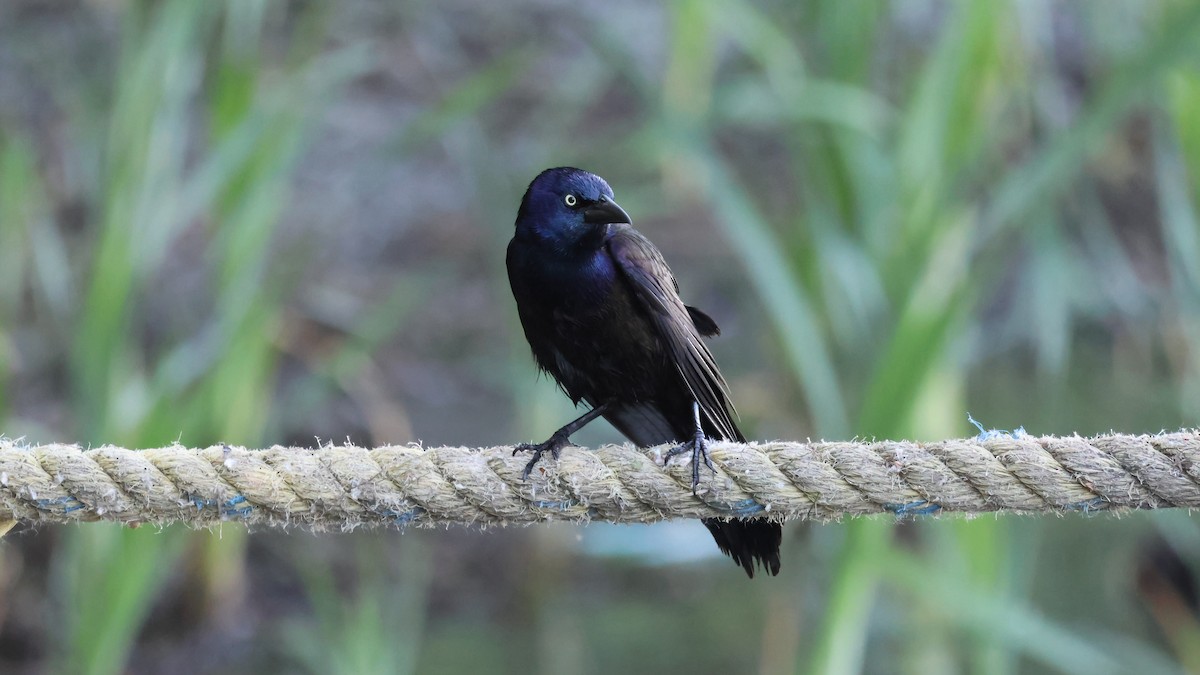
[{"left": 0, "top": 433, "right": 1197, "bottom": 530}]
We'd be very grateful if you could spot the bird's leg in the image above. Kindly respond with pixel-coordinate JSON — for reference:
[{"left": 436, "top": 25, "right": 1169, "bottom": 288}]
[
  {"left": 663, "top": 401, "right": 716, "bottom": 493},
  {"left": 514, "top": 401, "right": 611, "bottom": 479}
]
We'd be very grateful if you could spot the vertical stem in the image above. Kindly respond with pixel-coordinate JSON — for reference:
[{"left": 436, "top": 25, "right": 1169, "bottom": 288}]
[
  {"left": 804, "top": 519, "right": 891, "bottom": 675},
  {"left": 949, "top": 518, "right": 1014, "bottom": 675}
]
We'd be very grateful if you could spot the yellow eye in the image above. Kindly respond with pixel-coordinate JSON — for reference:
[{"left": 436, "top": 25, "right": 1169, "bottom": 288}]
[{"left": 564, "top": 194, "right": 578, "bottom": 207}]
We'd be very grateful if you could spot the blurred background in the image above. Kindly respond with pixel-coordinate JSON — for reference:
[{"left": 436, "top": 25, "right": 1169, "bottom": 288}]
[{"left": 1, "top": 0, "right": 1199, "bottom": 673}]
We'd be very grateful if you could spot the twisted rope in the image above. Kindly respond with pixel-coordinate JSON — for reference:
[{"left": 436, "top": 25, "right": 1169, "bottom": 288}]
[{"left": 0, "top": 432, "right": 1198, "bottom": 530}]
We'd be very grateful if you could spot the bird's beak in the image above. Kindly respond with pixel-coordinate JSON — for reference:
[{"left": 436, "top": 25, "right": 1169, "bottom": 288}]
[{"left": 583, "top": 195, "right": 632, "bottom": 225}]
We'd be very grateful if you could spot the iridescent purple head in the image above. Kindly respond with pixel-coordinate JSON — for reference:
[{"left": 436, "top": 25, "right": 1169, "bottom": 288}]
[{"left": 514, "top": 167, "right": 631, "bottom": 250}]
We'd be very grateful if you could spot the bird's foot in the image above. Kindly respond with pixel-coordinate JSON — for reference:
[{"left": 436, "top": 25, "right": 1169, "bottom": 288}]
[
  {"left": 664, "top": 430, "right": 715, "bottom": 493},
  {"left": 514, "top": 431, "right": 572, "bottom": 480}
]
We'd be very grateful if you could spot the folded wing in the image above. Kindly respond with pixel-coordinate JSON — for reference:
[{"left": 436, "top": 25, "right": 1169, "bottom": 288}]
[{"left": 606, "top": 225, "right": 744, "bottom": 443}]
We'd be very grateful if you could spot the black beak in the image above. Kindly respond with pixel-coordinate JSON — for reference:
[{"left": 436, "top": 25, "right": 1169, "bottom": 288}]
[{"left": 583, "top": 195, "right": 632, "bottom": 225}]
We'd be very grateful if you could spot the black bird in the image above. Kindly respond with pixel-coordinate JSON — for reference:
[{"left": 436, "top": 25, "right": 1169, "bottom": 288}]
[{"left": 506, "top": 167, "right": 781, "bottom": 577}]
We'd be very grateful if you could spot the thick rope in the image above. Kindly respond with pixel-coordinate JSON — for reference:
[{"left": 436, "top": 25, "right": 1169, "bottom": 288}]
[{"left": 0, "top": 432, "right": 1198, "bottom": 530}]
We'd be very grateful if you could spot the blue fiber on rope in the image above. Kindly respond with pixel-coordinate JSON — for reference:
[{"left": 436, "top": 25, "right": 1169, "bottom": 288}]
[
  {"left": 221, "top": 496, "right": 253, "bottom": 519},
  {"left": 688, "top": 496, "right": 766, "bottom": 517},
  {"left": 365, "top": 505, "right": 426, "bottom": 525},
  {"left": 389, "top": 507, "right": 425, "bottom": 525},
  {"left": 531, "top": 499, "right": 580, "bottom": 510},
  {"left": 36, "top": 495, "right": 85, "bottom": 513},
  {"left": 1065, "top": 497, "right": 1108, "bottom": 515},
  {"left": 885, "top": 500, "right": 941, "bottom": 517},
  {"left": 968, "top": 413, "right": 1028, "bottom": 441},
  {"left": 725, "top": 498, "right": 766, "bottom": 517},
  {"left": 187, "top": 494, "right": 253, "bottom": 518}
]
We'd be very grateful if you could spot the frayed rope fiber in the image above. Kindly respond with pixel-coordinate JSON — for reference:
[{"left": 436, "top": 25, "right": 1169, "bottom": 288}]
[{"left": 2, "top": 432, "right": 1200, "bottom": 530}]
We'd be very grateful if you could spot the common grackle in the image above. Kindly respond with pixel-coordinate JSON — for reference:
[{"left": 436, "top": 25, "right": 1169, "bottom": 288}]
[{"left": 506, "top": 167, "right": 781, "bottom": 577}]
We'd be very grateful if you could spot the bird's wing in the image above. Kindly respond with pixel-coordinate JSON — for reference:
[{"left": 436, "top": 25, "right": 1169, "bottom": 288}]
[
  {"left": 606, "top": 224, "right": 743, "bottom": 442},
  {"left": 686, "top": 305, "right": 720, "bottom": 337}
]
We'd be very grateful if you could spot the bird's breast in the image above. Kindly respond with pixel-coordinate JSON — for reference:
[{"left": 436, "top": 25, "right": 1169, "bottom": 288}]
[
  {"left": 509, "top": 241, "right": 666, "bottom": 401},
  {"left": 527, "top": 249, "right": 619, "bottom": 307}
]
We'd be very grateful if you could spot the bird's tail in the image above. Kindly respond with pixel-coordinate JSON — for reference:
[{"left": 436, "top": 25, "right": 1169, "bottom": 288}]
[
  {"left": 702, "top": 518, "right": 782, "bottom": 578},
  {"left": 604, "top": 402, "right": 783, "bottom": 578}
]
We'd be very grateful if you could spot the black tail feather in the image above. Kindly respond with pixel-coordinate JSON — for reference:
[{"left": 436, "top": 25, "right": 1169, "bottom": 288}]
[{"left": 703, "top": 517, "right": 782, "bottom": 578}]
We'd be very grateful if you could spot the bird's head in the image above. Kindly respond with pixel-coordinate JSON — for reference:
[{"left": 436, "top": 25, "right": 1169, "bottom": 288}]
[{"left": 514, "top": 167, "right": 632, "bottom": 251}]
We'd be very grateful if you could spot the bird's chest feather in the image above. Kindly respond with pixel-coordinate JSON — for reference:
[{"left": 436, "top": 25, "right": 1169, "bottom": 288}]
[
  {"left": 541, "top": 254, "right": 644, "bottom": 347},
  {"left": 544, "top": 252, "right": 619, "bottom": 313},
  {"left": 512, "top": 247, "right": 663, "bottom": 400}
]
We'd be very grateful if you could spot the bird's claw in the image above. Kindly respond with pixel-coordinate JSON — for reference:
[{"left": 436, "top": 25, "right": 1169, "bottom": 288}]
[
  {"left": 514, "top": 432, "right": 571, "bottom": 480},
  {"left": 664, "top": 432, "right": 715, "bottom": 493}
]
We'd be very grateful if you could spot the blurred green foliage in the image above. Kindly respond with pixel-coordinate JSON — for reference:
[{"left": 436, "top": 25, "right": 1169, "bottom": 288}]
[{"left": 1, "top": 1, "right": 1199, "bottom": 673}]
